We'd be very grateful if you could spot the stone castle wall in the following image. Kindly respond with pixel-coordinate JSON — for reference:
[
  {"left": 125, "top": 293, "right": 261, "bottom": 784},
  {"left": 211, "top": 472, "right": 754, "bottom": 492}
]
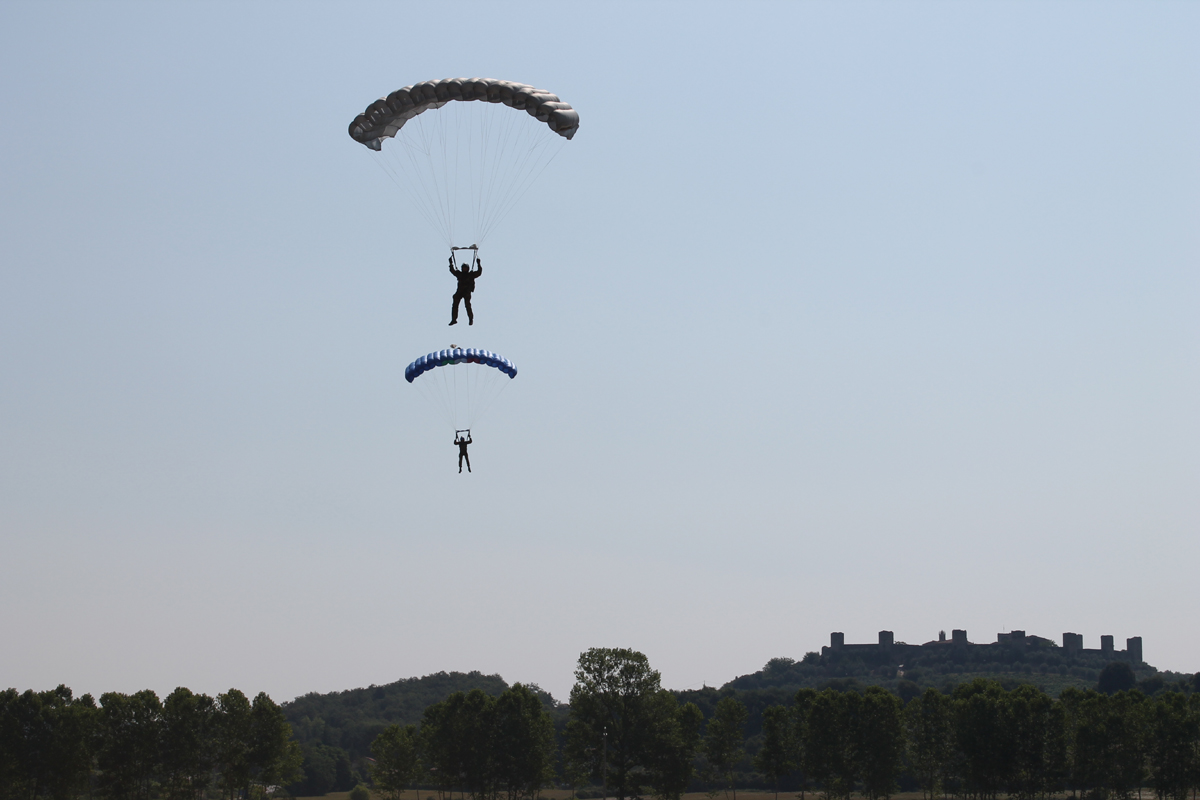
[{"left": 820, "top": 629, "right": 1143, "bottom": 663}]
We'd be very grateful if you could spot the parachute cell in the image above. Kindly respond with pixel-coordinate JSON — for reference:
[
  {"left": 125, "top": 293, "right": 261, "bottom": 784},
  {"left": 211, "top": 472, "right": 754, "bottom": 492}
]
[
  {"left": 404, "top": 347, "right": 518, "bottom": 383},
  {"left": 349, "top": 78, "right": 579, "bottom": 150}
]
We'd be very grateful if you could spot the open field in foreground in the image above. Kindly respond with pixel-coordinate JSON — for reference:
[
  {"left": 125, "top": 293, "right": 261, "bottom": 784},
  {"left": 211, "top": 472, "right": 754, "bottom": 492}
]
[{"left": 293, "top": 793, "right": 1002, "bottom": 800}]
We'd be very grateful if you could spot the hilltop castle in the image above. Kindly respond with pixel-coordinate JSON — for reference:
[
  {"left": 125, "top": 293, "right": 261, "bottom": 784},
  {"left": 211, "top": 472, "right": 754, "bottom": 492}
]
[{"left": 820, "top": 630, "right": 1143, "bottom": 664}]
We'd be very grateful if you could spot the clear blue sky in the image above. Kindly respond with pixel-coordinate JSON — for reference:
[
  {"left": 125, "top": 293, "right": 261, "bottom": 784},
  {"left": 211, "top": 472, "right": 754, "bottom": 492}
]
[{"left": 1, "top": 1, "right": 1197, "bottom": 704}]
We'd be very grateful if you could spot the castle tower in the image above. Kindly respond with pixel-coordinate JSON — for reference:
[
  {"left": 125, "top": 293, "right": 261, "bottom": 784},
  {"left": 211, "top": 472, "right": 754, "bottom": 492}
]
[
  {"left": 830, "top": 632, "right": 844, "bottom": 651},
  {"left": 1063, "top": 632, "right": 1082, "bottom": 654},
  {"left": 952, "top": 629, "right": 968, "bottom": 647},
  {"left": 879, "top": 630, "right": 894, "bottom": 648},
  {"left": 1101, "top": 635, "right": 1114, "bottom": 656},
  {"left": 1127, "top": 636, "right": 1143, "bottom": 663}
]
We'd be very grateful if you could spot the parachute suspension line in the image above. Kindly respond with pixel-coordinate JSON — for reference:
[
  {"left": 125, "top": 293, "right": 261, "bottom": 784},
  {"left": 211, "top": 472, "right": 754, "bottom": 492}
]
[
  {"left": 471, "top": 106, "right": 564, "bottom": 244},
  {"left": 463, "top": 104, "right": 481, "bottom": 248},
  {"left": 472, "top": 104, "right": 487, "bottom": 241},
  {"left": 477, "top": 106, "right": 529, "bottom": 242},
  {"left": 475, "top": 104, "right": 509, "bottom": 240},
  {"left": 414, "top": 366, "right": 454, "bottom": 430},
  {"left": 425, "top": 362, "right": 446, "bottom": 428},
  {"left": 396, "top": 114, "right": 447, "bottom": 242},
  {"left": 452, "top": 356, "right": 461, "bottom": 426},
  {"left": 472, "top": 102, "right": 495, "bottom": 243},
  {"left": 378, "top": 116, "right": 452, "bottom": 246},
  {"left": 458, "top": 106, "right": 475, "bottom": 246},
  {"left": 444, "top": 364, "right": 456, "bottom": 431},
  {"left": 371, "top": 152, "right": 447, "bottom": 248},
  {"left": 436, "top": 109, "right": 455, "bottom": 245},
  {"left": 468, "top": 103, "right": 511, "bottom": 246},
  {"left": 478, "top": 136, "right": 564, "bottom": 244},
  {"left": 408, "top": 110, "right": 454, "bottom": 245},
  {"left": 471, "top": 368, "right": 512, "bottom": 430},
  {"left": 448, "top": 102, "right": 464, "bottom": 246},
  {"left": 461, "top": 357, "right": 472, "bottom": 425},
  {"left": 428, "top": 378, "right": 453, "bottom": 430},
  {"left": 437, "top": 363, "right": 457, "bottom": 430}
]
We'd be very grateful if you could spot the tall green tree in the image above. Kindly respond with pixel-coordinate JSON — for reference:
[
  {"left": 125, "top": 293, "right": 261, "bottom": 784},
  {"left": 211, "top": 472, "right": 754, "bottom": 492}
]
[
  {"left": 792, "top": 688, "right": 816, "bottom": 800},
  {"left": 493, "top": 684, "right": 557, "bottom": 800},
  {"left": 249, "top": 692, "right": 303, "bottom": 788},
  {"left": 565, "top": 648, "right": 672, "bottom": 800},
  {"left": 704, "top": 697, "right": 748, "bottom": 800},
  {"left": 905, "top": 689, "right": 952, "bottom": 800},
  {"left": 1, "top": 686, "right": 98, "bottom": 800},
  {"left": 160, "top": 687, "right": 216, "bottom": 800},
  {"left": 1005, "top": 685, "right": 1066, "bottom": 800},
  {"left": 952, "top": 679, "right": 1013, "bottom": 800},
  {"left": 372, "top": 724, "right": 422, "bottom": 800},
  {"left": 96, "top": 689, "right": 163, "bottom": 800},
  {"left": 459, "top": 689, "right": 500, "bottom": 800},
  {"left": 0, "top": 689, "right": 18, "bottom": 798},
  {"left": 1068, "top": 689, "right": 1148, "bottom": 799},
  {"left": 1104, "top": 691, "right": 1147, "bottom": 800},
  {"left": 215, "top": 689, "right": 254, "bottom": 800},
  {"left": 855, "top": 687, "right": 904, "bottom": 800},
  {"left": 422, "top": 694, "right": 468, "bottom": 800},
  {"left": 802, "top": 690, "right": 857, "bottom": 800},
  {"left": 1146, "top": 692, "right": 1199, "bottom": 800},
  {"left": 422, "top": 689, "right": 499, "bottom": 800},
  {"left": 1058, "top": 687, "right": 1093, "bottom": 797},
  {"left": 97, "top": 690, "right": 163, "bottom": 800},
  {"left": 644, "top": 694, "right": 703, "bottom": 800},
  {"left": 213, "top": 689, "right": 301, "bottom": 799},
  {"left": 754, "top": 705, "right": 796, "bottom": 800}
]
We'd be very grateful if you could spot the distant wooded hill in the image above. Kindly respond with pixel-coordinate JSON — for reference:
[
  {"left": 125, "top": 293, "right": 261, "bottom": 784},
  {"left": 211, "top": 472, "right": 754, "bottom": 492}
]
[
  {"left": 282, "top": 671, "right": 561, "bottom": 765},
  {"left": 724, "top": 642, "right": 1162, "bottom": 697},
  {"left": 280, "top": 649, "right": 1195, "bottom": 789}
]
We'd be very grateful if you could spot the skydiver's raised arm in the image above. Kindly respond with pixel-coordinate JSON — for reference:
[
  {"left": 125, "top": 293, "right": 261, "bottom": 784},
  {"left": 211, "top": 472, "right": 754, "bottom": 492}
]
[{"left": 472, "top": 258, "right": 482, "bottom": 277}]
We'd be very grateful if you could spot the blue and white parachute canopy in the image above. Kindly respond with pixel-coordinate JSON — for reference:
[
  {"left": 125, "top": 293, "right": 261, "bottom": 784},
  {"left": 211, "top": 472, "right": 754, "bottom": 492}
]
[{"left": 405, "top": 348, "right": 517, "bottom": 384}]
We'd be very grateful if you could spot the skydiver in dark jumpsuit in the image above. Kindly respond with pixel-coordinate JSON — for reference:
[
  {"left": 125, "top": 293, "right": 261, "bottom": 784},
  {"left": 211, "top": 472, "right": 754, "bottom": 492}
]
[
  {"left": 455, "top": 432, "right": 472, "bottom": 473},
  {"left": 449, "top": 255, "right": 482, "bottom": 326}
]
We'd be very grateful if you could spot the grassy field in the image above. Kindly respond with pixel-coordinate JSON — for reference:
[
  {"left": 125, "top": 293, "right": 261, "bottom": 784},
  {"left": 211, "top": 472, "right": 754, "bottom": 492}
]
[{"left": 291, "top": 792, "right": 1039, "bottom": 800}]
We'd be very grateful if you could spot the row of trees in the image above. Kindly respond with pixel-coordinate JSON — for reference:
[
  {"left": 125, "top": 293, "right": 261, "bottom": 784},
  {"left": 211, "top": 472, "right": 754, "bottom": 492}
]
[
  {"left": 373, "top": 650, "right": 1200, "bottom": 800},
  {"left": 7, "top": 651, "right": 1200, "bottom": 800},
  {"left": 772, "top": 682, "right": 1200, "bottom": 800},
  {"left": 0, "top": 685, "right": 300, "bottom": 800}
]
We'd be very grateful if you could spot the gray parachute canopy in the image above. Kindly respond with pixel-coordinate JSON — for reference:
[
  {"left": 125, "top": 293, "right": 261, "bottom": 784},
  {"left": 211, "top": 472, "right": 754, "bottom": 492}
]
[{"left": 348, "top": 78, "right": 580, "bottom": 151}]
